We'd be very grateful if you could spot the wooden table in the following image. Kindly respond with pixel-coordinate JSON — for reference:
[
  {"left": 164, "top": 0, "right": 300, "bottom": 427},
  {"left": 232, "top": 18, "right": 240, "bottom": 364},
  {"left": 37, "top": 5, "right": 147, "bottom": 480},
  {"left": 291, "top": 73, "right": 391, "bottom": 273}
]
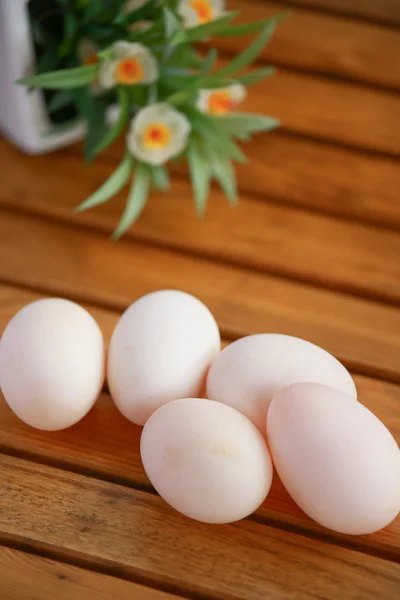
[{"left": 1, "top": 1, "right": 400, "bottom": 598}]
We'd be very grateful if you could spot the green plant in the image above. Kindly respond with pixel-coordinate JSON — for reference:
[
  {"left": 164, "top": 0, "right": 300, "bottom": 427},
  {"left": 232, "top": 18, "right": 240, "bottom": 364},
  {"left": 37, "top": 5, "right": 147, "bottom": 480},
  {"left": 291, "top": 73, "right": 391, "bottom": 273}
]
[{"left": 21, "top": 0, "right": 287, "bottom": 237}]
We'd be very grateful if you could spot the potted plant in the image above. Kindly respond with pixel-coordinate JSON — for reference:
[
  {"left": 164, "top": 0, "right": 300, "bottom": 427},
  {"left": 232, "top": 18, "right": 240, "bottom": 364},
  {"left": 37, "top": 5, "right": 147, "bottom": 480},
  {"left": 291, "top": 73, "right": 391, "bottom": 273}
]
[
  {"left": 2, "top": 0, "right": 286, "bottom": 236},
  {"left": 0, "top": 0, "right": 87, "bottom": 153}
]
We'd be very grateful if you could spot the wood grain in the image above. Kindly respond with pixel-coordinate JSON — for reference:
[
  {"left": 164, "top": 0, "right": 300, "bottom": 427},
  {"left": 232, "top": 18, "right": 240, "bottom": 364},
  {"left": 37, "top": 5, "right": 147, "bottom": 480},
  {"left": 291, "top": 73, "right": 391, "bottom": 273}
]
[
  {"left": 219, "top": 1, "right": 400, "bottom": 90},
  {"left": 1, "top": 381, "right": 399, "bottom": 559},
  {"left": 0, "top": 454, "right": 399, "bottom": 600},
  {"left": 274, "top": 0, "right": 400, "bottom": 26},
  {"left": 244, "top": 70, "right": 400, "bottom": 156},
  {"left": 55, "top": 134, "right": 400, "bottom": 231},
  {"left": 0, "top": 546, "right": 182, "bottom": 600},
  {"left": 1, "top": 215, "right": 400, "bottom": 382},
  {"left": 3, "top": 145, "right": 400, "bottom": 306},
  {"left": 0, "top": 284, "right": 399, "bottom": 559}
]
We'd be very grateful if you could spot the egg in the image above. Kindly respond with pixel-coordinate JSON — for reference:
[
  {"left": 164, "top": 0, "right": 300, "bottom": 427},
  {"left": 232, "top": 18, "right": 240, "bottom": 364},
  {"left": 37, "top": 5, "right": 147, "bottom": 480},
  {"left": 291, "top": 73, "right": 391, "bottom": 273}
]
[
  {"left": 0, "top": 298, "right": 105, "bottom": 431},
  {"left": 108, "top": 290, "right": 220, "bottom": 425},
  {"left": 206, "top": 334, "right": 356, "bottom": 434},
  {"left": 141, "top": 398, "right": 273, "bottom": 523},
  {"left": 267, "top": 383, "right": 400, "bottom": 535}
]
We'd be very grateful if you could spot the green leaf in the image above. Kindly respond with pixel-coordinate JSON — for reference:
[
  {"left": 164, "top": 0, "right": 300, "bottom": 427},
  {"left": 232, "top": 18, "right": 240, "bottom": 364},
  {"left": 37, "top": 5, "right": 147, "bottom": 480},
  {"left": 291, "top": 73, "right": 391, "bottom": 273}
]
[
  {"left": 201, "top": 75, "right": 234, "bottom": 89},
  {"left": 47, "top": 90, "right": 74, "bottom": 113},
  {"left": 206, "top": 144, "right": 237, "bottom": 204},
  {"left": 170, "top": 46, "right": 204, "bottom": 69},
  {"left": 171, "top": 11, "right": 239, "bottom": 45},
  {"left": 201, "top": 48, "right": 218, "bottom": 75},
  {"left": 218, "top": 24, "right": 276, "bottom": 77},
  {"left": 166, "top": 50, "right": 224, "bottom": 105},
  {"left": 92, "top": 87, "right": 130, "bottom": 158},
  {"left": 35, "top": 48, "right": 61, "bottom": 75},
  {"left": 187, "top": 137, "right": 211, "bottom": 216},
  {"left": 163, "top": 6, "right": 181, "bottom": 40},
  {"left": 216, "top": 113, "right": 280, "bottom": 140},
  {"left": 216, "top": 11, "right": 290, "bottom": 37},
  {"left": 187, "top": 108, "right": 247, "bottom": 163},
  {"left": 83, "top": 0, "right": 107, "bottom": 22},
  {"left": 123, "top": 0, "right": 158, "bottom": 25},
  {"left": 85, "top": 97, "right": 108, "bottom": 162},
  {"left": 149, "top": 165, "right": 170, "bottom": 191},
  {"left": 75, "top": 153, "right": 133, "bottom": 213},
  {"left": 112, "top": 163, "right": 151, "bottom": 239},
  {"left": 236, "top": 66, "right": 276, "bottom": 87},
  {"left": 97, "top": 47, "right": 113, "bottom": 61},
  {"left": 17, "top": 64, "right": 99, "bottom": 90},
  {"left": 65, "top": 13, "right": 79, "bottom": 38},
  {"left": 167, "top": 81, "right": 201, "bottom": 105}
]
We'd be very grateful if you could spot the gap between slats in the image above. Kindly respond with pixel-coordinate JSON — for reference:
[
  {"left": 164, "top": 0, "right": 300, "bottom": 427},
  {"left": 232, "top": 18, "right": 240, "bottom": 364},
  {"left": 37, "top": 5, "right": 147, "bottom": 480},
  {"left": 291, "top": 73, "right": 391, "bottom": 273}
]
[
  {"left": 0, "top": 545, "right": 186, "bottom": 600},
  {"left": 0, "top": 211, "right": 400, "bottom": 384},
  {"left": 3, "top": 170, "right": 400, "bottom": 311},
  {"left": 262, "top": 0, "right": 400, "bottom": 29},
  {"left": 0, "top": 453, "right": 399, "bottom": 600},
  {"left": 62, "top": 131, "right": 400, "bottom": 235},
  {"left": 0, "top": 283, "right": 399, "bottom": 562},
  {"left": 217, "top": 1, "right": 400, "bottom": 93}
]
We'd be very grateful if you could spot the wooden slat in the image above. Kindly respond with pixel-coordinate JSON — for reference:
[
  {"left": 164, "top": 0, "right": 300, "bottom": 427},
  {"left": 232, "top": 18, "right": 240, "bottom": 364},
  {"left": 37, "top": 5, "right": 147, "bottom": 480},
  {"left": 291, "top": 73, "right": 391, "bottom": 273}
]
[
  {"left": 193, "top": 56, "right": 400, "bottom": 155},
  {"left": 2, "top": 144, "right": 400, "bottom": 306},
  {"left": 0, "top": 213, "right": 399, "bottom": 382},
  {"left": 64, "top": 134, "right": 400, "bottom": 232},
  {"left": 244, "top": 70, "right": 400, "bottom": 156},
  {"left": 185, "top": 132, "right": 400, "bottom": 229},
  {"left": 219, "top": 1, "right": 400, "bottom": 90},
  {"left": 0, "top": 284, "right": 399, "bottom": 559},
  {"left": 274, "top": 0, "right": 400, "bottom": 27},
  {"left": 0, "top": 454, "right": 399, "bottom": 600},
  {"left": 0, "top": 546, "right": 182, "bottom": 600}
]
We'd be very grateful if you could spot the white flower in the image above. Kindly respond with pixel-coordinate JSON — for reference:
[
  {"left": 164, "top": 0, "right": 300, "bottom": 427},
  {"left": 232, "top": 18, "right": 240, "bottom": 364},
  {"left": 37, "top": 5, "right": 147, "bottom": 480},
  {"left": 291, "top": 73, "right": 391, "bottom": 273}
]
[
  {"left": 127, "top": 103, "right": 191, "bottom": 165},
  {"left": 196, "top": 83, "right": 247, "bottom": 115},
  {"left": 178, "top": 0, "right": 225, "bottom": 28},
  {"left": 98, "top": 41, "right": 158, "bottom": 90}
]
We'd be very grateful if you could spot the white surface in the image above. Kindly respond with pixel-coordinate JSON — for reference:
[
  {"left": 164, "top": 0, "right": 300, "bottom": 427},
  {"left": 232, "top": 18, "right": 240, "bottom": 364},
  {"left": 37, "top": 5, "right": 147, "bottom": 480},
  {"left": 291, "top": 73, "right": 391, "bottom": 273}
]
[
  {"left": 206, "top": 334, "right": 357, "bottom": 434},
  {"left": 0, "top": 298, "right": 105, "bottom": 430},
  {"left": 267, "top": 383, "right": 400, "bottom": 535},
  {"left": 141, "top": 398, "right": 273, "bottom": 523},
  {"left": 108, "top": 290, "right": 221, "bottom": 425}
]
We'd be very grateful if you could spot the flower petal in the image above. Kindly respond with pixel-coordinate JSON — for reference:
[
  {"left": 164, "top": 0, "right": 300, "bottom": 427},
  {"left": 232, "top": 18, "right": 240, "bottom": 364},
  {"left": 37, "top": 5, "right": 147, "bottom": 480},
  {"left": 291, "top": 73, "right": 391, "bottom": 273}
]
[
  {"left": 178, "top": 0, "right": 226, "bottom": 27},
  {"left": 178, "top": 4, "right": 200, "bottom": 27},
  {"left": 196, "top": 83, "right": 247, "bottom": 114},
  {"left": 98, "top": 60, "right": 118, "bottom": 89},
  {"left": 110, "top": 42, "right": 159, "bottom": 84},
  {"left": 229, "top": 83, "right": 247, "bottom": 103},
  {"left": 127, "top": 103, "right": 191, "bottom": 165},
  {"left": 196, "top": 89, "right": 211, "bottom": 112}
]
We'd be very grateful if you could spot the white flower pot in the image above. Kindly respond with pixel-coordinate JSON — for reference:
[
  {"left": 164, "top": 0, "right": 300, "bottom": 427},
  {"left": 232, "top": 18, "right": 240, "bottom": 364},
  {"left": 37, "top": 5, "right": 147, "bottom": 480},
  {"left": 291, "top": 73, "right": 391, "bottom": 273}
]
[{"left": 0, "top": 0, "right": 85, "bottom": 154}]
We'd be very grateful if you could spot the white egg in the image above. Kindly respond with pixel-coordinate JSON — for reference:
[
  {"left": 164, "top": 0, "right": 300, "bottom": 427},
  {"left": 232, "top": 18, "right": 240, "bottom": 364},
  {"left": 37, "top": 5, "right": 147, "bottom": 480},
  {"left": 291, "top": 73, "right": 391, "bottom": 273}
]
[
  {"left": 0, "top": 298, "right": 105, "bottom": 431},
  {"left": 108, "top": 290, "right": 220, "bottom": 425},
  {"left": 141, "top": 398, "right": 273, "bottom": 523},
  {"left": 267, "top": 383, "right": 400, "bottom": 535},
  {"left": 206, "top": 334, "right": 356, "bottom": 434}
]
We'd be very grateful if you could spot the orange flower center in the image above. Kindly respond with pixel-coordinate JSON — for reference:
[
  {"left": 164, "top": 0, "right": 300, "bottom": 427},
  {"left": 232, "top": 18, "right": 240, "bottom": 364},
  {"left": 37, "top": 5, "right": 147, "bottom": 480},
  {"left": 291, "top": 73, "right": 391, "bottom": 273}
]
[
  {"left": 208, "top": 91, "right": 234, "bottom": 115},
  {"left": 190, "top": 0, "right": 213, "bottom": 24},
  {"left": 143, "top": 123, "right": 173, "bottom": 149},
  {"left": 83, "top": 54, "right": 99, "bottom": 66},
  {"left": 115, "top": 57, "right": 144, "bottom": 85}
]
